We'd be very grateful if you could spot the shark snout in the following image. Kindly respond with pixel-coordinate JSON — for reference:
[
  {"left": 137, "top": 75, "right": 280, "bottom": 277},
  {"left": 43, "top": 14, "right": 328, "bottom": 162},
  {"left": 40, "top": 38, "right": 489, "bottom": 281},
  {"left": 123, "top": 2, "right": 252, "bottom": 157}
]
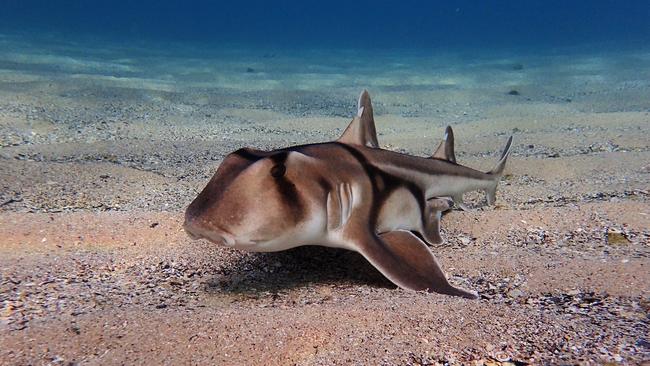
[
  {"left": 183, "top": 218, "right": 236, "bottom": 247},
  {"left": 184, "top": 226, "right": 201, "bottom": 240}
]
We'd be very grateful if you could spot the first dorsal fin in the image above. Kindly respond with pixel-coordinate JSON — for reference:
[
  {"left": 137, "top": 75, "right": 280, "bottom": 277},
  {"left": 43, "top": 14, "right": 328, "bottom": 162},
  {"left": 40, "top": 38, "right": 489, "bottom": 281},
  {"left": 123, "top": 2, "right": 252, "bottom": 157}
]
[
  {"left": 431, "top": 126, "right": 456, "bottom": 163},
  {"left": 337, "top": 90, "right": 379, "bottom": 148}
]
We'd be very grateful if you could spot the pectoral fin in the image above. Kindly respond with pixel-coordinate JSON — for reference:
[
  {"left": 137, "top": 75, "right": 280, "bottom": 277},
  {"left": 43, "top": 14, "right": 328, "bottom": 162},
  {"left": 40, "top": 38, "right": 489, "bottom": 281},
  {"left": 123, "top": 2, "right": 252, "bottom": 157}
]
[{"left": 352, "top": 230, "right": 478, "bottom": 299}]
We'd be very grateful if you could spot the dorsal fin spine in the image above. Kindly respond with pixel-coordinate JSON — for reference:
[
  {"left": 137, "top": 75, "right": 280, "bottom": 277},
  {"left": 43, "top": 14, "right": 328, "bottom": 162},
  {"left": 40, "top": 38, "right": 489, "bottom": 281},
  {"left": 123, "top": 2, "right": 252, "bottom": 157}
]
[
  {"left": 431, "top": 126, "right": 456, "bottom": 163},
  {"left": 337, "top": 90, "right": 379, "bottom": 148}
]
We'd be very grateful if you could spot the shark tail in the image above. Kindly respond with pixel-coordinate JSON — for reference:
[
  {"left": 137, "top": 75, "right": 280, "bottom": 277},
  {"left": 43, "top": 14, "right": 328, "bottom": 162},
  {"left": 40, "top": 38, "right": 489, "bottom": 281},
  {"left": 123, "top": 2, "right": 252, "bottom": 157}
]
[{"left": 485, "top": 136, "right": 514, "bottom": 205}]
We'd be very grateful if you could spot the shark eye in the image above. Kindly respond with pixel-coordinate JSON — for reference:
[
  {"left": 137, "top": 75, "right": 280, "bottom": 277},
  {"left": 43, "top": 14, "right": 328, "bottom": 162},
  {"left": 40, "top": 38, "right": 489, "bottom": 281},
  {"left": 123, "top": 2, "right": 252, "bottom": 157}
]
[{"left": 270, "top": 164, "right": 286, "bottom": 178}]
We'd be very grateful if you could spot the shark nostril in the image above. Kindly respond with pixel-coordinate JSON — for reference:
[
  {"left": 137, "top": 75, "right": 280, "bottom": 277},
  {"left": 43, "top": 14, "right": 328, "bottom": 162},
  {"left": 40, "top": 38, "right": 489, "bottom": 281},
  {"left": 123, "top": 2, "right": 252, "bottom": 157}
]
[
  {"left": 183, "top": 219, "right": 203, "bottom": 240},
  {"left": 186, "top": 229, "right": 201, "bottom": 240},
  {"left": 183, "top": 219, "right": 236, "bottom": 246},
  {"left": 184, "top": 227, "right": 200, "bottom": 240},
  {"left": 220, "top": 233, "right": 235, "bottom": 246}
]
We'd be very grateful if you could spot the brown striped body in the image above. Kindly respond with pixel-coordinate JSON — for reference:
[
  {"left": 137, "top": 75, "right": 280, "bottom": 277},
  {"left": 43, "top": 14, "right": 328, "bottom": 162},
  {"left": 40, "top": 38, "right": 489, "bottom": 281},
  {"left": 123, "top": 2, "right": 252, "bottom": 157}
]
[{"left": 184, "top": 90, "right": 513, "bottom": 299}]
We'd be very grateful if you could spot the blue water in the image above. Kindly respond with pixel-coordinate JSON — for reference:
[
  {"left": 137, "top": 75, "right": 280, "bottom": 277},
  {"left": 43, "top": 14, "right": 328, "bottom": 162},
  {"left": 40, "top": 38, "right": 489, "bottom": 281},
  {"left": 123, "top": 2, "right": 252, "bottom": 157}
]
[{"left": 1, "top": 0, "right": 648, "bottom": 50}]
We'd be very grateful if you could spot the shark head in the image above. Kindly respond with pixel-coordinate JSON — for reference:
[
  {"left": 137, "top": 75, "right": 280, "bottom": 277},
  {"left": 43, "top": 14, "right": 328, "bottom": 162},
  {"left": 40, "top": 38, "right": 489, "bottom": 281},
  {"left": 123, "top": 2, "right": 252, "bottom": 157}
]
[{"left": 184, "top": 148, "right": 325, "bottom": 251}]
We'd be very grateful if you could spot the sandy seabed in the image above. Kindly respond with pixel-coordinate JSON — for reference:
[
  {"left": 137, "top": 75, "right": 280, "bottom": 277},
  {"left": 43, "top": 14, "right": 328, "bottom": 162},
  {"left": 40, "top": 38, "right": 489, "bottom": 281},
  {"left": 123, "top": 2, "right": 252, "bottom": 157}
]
[{"left": 0, "top": 34, "right": 649, "bottom": 365}]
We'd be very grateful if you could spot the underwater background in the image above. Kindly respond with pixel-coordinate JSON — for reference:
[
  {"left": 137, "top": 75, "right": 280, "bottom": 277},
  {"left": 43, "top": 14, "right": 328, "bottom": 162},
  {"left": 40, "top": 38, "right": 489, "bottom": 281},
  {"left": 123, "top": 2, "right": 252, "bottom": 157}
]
[{"left": 1, "top": 0, "right": 649, "bottom": 49}]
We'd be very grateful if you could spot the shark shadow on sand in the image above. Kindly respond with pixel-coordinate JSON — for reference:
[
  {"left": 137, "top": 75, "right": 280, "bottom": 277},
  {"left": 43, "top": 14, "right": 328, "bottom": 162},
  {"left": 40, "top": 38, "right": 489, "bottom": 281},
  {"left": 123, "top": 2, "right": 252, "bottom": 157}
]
[{"left": 204, "top": 246, "right": 394, "bottom": 295}]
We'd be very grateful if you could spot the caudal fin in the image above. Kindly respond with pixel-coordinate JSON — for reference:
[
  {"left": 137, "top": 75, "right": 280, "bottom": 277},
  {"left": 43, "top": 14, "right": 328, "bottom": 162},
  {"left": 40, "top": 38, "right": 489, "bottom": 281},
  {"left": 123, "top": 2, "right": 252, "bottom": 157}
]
[
  {"left": 485, "top": 136, "right": 513, "bottom": 205},
  {"left": 431, "top": 126, "right": 457, "bottom": 163},
  {"left": 488, "top": 136, "right": 513, "bottom": 176}
]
